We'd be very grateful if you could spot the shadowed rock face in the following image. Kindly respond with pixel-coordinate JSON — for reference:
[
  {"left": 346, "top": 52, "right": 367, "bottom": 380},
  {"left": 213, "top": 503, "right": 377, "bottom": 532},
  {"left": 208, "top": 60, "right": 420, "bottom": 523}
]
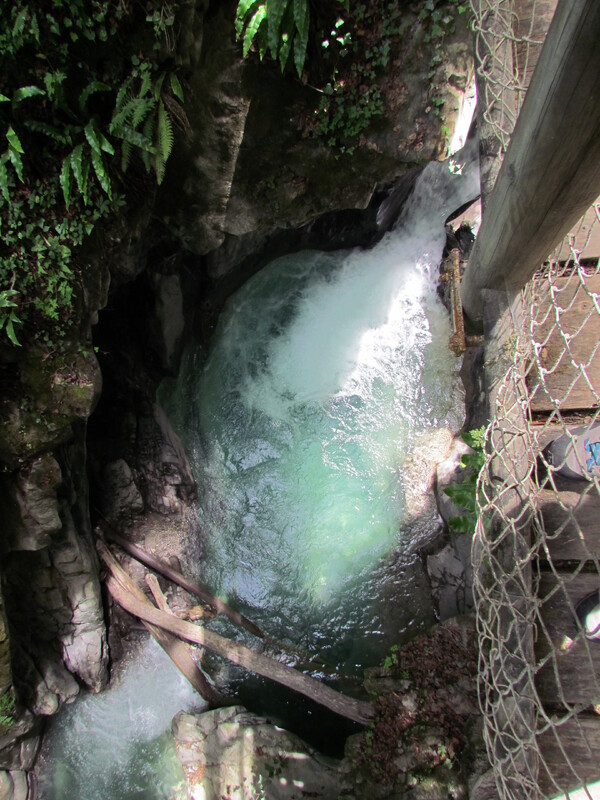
[{"left": 0, "top": 0, "right": 475, "bottom": 781}]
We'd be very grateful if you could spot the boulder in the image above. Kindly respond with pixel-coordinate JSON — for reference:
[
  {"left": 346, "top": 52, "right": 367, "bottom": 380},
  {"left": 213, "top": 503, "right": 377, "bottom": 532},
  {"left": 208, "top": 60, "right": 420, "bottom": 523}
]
[{"left": 172, "top": 706, "right": 342, "bottom": 800}]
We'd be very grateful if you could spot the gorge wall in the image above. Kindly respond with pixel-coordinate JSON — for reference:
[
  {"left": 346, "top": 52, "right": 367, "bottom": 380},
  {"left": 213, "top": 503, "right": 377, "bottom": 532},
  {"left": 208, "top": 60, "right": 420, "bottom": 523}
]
[{"left": 0, "top": 0, "right": 474, "bottom": 791}]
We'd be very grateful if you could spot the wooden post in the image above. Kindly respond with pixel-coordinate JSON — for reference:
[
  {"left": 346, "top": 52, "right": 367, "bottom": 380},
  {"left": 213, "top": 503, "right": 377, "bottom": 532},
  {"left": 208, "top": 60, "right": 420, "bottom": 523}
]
[{"left": 461, "top": 0, "right": 600, "bottom": 322}]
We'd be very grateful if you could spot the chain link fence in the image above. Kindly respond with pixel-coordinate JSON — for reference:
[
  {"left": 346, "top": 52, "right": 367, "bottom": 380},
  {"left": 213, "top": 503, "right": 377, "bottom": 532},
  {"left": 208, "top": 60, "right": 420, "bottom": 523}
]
[{"left": 469, "top": 1, "right": 600, "bottom": 798}]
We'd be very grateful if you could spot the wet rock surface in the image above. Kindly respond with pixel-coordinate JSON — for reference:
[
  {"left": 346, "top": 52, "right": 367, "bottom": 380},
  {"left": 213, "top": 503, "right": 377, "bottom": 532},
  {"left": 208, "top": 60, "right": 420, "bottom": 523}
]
[{"left": 172, "top": 706, "right": 342, "bottom": 800}]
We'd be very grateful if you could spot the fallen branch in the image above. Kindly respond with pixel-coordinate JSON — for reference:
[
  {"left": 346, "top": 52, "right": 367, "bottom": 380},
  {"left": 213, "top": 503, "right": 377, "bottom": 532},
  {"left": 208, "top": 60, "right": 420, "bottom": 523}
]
[
  {"left": 99, "top": 538, "right": 225, "bottom": 707},
  {"left": 145, "top": 574, "right": 229, "bottom": 709},
  {"left": 98, "top": 540, "right": 373, "bottom": 726},
  {"left": 97, "top": 517, "right": 265, "bottom": 639}
]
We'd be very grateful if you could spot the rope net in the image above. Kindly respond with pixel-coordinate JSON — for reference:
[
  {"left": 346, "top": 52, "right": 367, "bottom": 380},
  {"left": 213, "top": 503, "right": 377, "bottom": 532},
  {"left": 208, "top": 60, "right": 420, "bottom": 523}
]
[{"left": 469, "top": 2, "right": 600, "bottom": 798}]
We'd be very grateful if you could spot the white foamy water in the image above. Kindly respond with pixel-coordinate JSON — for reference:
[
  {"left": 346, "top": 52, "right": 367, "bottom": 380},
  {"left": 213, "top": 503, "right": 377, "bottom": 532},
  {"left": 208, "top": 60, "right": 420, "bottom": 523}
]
[
  {"left": 163, "top": 143, "right": 479, "bottom": 666},
  {"left": 37, "top": 638, "right": 202, "bottom": 799}
]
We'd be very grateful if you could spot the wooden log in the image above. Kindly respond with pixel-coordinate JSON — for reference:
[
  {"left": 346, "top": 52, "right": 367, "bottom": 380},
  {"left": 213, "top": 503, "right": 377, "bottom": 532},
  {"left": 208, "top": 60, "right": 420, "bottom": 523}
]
[
  {"left": 97, "top": 541, "right": 374, "bottom": 726},
  {"left": 461, "top": 0, "right": 600, "bottom": 322},
  {"left": 99, "top": 539, "right": 226, "bottom": 707},
  {"left": 98, "top": 520, "right": 265, "bottom": 639},
  {"left": 145, "top": 574, "right": 228, "bottom": 709}
]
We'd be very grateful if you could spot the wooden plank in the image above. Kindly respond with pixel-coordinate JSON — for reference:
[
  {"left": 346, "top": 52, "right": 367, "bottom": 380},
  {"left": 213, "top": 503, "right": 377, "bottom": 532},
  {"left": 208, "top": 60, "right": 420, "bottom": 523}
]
[
  {"left": 461, "top": 0, "right": 600, "bottom": 322},
  {"left": 527, "top": 275, "right": 600, "bottom": 411},
  {"left": 537, "top": 714, "right": 600, "bottom": 798},
  {"left": 536, "top": 572, "right": 600, "bottom": 706},
  {"left": 538, "top": 489, "right": 600, "bottom": 561}
]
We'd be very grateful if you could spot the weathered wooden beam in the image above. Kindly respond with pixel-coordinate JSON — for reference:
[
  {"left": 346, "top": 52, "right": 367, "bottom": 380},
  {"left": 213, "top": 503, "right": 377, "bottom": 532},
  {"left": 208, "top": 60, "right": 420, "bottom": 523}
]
[{"left": 462, "top": 0, "right": 600, "bottom": 322}]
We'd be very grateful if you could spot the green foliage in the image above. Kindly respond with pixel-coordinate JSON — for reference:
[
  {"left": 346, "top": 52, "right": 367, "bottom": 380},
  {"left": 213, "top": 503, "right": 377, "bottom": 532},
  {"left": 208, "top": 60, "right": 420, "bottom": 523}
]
[
  {"left": 443, "top": 426, "right": 487, "bottom": 534},
  {"left": 0, "top": 690, "right": 15, "bottom": 732},
  {"left": 383, "top": 643, "right": 399, "bottom": 670},
  {"left": 0, "top": 1, "right": 185, "bottom": 346},
  {"left": 235, "top": 0, "right": 319, "bottom": 77}
]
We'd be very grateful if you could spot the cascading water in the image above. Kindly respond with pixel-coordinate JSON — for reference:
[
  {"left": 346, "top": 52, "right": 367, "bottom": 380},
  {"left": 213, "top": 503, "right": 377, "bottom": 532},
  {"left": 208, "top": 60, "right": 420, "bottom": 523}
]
[
  {"left": 37, "top": 141, "right": 479, "bottom": 798},
  {"left": 162, "top": 142, "right": 479, "bottom": 672}
]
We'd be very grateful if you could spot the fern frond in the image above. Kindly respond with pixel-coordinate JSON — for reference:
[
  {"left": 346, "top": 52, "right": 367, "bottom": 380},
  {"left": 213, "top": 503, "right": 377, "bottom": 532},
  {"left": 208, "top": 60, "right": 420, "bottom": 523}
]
[
  {"left": 114, "top": 125, "right": 154, "bottom": 152},
  {"left": 90, "top": 147, "right": 111, "bottom": 198},
  {"left": 84, "top": 121, "right": 102, "bottom": 155},
  {"left": 12, "top": 85, "right": 45, "bottom": 103},
  {"left": 267, "top": 0, "right": 287, "bottom": 59},
  {"left": 78, "top": 80, "right": 111, "bottom": 112},
  {"left": 132, "top": 97, "right": 155, "bottom": 129},
  {"left": 154, "top": 150, "right": 165, "bottom": 185},
  {"left": 243, "top": 5, "right": 267, "bottom": 58},
  {"left": 70, "top": 144, "right": 88, "bottom": 202},
  {"left": 153, "top": 73, "right": 166, "bottom": 99},
  {"left": 236, "top": 0, "right": 261, "bottom": 37},
  {"left": 169, "top": 73, "right": 184, "bottom": 103},
  {"left": 157, "top": 99, "right": 173, "bottom": 163},
  {"left": 8, "top": 146, "right": 23, "bottom": 182},
  {"left": 23, "top": 120, "right": 69, "bottom": 144},
  {"left": 6, "top": 127, "right": 24, "bottom": 154},
  {"left": 120, "top": 140, "right": 132, "bottom": 173},
  {"left": 114, "top": 76, "right": 133, "bottom": 113},
  {"left": 0, "top": 158, "right": 9, "bottom": 201},
  {"left": 60, "top": 156, "right": 72, "bottom": 207}
]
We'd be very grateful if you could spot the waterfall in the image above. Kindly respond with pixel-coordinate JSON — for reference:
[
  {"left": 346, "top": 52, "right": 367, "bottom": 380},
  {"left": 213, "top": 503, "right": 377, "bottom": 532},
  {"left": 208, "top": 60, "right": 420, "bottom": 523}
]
[{"left": 37, "top": 141, "right": 479, "bottom": 798}]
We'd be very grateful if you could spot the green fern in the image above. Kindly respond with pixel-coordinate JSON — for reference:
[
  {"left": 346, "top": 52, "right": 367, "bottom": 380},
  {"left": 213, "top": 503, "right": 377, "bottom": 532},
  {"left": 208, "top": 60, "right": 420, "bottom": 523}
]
[
  {"left": 157, "top": 100, "right": 173, "bottom": 163},
  {"left": 236, "top": 0, "right": 311, "bottom": 76}
]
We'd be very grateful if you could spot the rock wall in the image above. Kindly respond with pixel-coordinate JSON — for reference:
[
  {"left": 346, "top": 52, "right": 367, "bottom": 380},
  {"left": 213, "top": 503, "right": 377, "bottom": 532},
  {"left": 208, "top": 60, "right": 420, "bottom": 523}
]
[{"left": 0, "top": 0, "right": 475, "bottom": 786}]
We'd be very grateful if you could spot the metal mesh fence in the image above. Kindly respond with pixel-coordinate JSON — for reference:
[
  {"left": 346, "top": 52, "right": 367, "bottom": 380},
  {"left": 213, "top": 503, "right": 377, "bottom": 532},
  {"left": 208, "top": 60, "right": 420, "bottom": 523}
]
[{"left": 469, "top": 1, "right": 600, "bottom": 798}]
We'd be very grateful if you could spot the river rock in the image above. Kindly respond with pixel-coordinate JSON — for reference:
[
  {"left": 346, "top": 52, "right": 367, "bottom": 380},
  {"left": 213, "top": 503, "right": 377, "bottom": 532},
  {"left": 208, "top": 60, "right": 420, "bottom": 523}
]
[
  {"left": 401, "top": 428, "right": 455, "bottom": 551},
  {"left": 172, "top": 706, "right": 342, "bottom": 800},
  {"left": 0, "top": 770, "right": 28, "bottom": 800}
]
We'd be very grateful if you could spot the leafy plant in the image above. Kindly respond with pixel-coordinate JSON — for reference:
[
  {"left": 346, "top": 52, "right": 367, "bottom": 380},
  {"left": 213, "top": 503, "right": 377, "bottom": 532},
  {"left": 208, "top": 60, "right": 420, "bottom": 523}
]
[
  {"left": 443, "top": 426, "right": 487, "bottom": 534},
  {"left": 0, "top": 690, "right": 15, "bottom": 732},
  {"left": 235, "top": 0, "right": 314, "bottom": 77},
  {"left": 0, "top": 1, "right": 185, "bottom": 347}
]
